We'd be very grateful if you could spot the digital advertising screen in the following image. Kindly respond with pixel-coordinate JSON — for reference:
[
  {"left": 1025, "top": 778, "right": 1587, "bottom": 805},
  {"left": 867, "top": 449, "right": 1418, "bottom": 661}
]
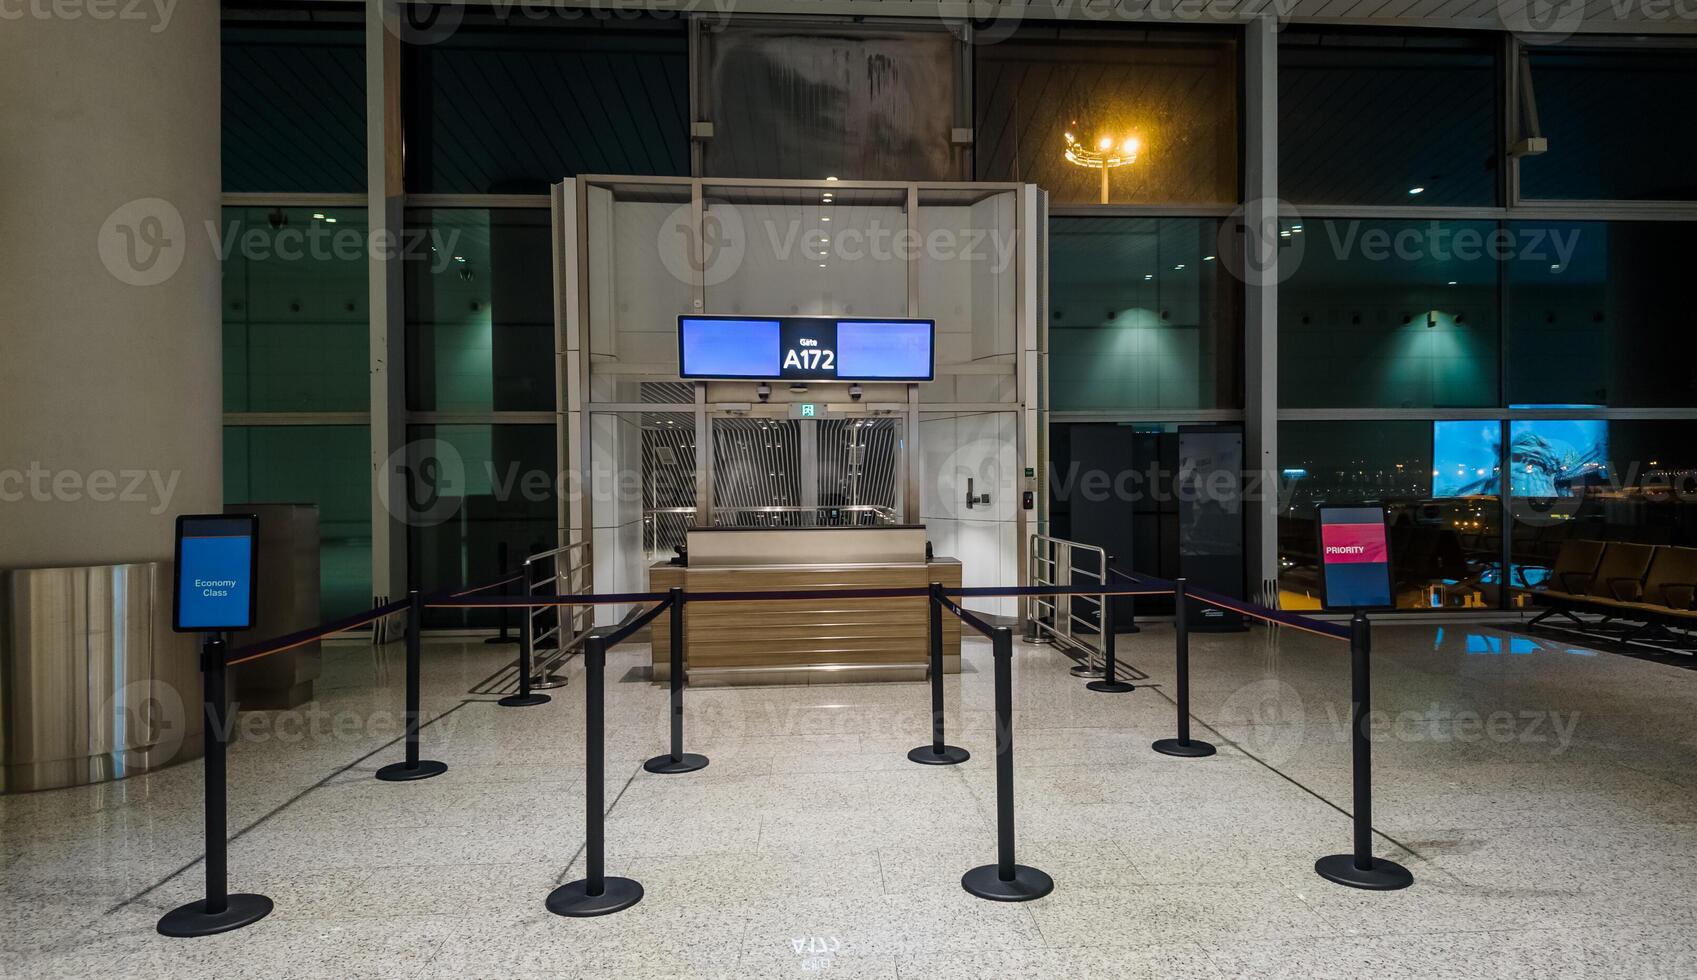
[
  {"left": 678, "top": 315, "right": 934, "bottom": 382},
  {"left": 1318, "top": 505, "right": 1394, "bottom": 611},
  {"left": 1507, "top": 419, "right": 1608, "bottom": 496},
  {"left": 1431, "top": 418, "right": 1609, "bottom": 498},
  {"left": 173, "top": 514, "right": 258, "bottom": 633}
]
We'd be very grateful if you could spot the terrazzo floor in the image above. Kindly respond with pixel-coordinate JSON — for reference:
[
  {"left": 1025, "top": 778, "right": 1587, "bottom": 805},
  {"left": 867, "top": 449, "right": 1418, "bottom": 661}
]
[{"left": 5, "top": 620, "right": 1697, "bottom": 978}]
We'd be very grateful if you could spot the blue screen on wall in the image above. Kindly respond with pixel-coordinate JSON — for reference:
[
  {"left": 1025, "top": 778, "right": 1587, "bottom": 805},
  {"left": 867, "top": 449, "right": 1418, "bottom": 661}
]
[
  {"left": 678, "top": 316, "right": 933, "bottom": 382},
  {"left": 835, "top": 320, "right": 934, "bottom": 379},
  {"left": 678, "top": 317, "right": 781, "bottom": 378}
]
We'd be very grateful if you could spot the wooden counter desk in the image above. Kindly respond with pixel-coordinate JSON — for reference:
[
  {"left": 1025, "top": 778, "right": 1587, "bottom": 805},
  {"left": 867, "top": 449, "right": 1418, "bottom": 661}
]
[{"left": 649, "top": 526, "right": 961, "bottom": 685}]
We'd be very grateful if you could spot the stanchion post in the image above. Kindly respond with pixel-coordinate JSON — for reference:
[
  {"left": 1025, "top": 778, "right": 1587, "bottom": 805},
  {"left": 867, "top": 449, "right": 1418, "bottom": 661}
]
[
  {"left": 909, "top": 583, "right": 969, "bottom": 766},
  {"left": 1316, "top": 612, "right": 1413, "bottom": 890},
  {"left": 485, "top": 542, "right": 517, "bottom": 645},
  {"left": 548, "top": 635, "right": 644, "bottom": 916},
  {"left": 645, "top": 589, "right": 708, "bottom": 773},
  {"left": 962, "top": 625, "right": 1053, "bottom": 902},
  {"left": 377, "top": 590, "right": 449, "bottom": 781},
  {"left": 158, "top": 635, "right": 274, "bottom": 936},
  {"left": 499, "top": 574, "right": 550, "bottom": 707},
  {"left": 1152, "top": 577, "right": 1215, "bottom": 757},
  {"left": 1087, "top": 565, "right": 1134, "bottom": 694}
]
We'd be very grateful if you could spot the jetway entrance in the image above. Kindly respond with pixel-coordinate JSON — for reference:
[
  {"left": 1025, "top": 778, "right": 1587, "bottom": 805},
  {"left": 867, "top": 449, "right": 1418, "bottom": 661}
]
[{"left": 553, "top": 177, "right": 1046, "bottom": 622}]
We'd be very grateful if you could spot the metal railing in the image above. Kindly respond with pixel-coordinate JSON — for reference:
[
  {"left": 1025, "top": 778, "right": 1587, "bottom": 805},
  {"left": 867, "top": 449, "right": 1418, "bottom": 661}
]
[
  {"left": 1028, "top": 533, "right": 1110, "bottom": 676},
  {"left": 522, "top": 539, "right": 593, "bottom": 689}
]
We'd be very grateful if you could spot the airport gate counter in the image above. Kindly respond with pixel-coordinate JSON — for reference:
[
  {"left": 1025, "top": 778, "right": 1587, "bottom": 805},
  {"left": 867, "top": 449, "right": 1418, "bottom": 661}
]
[{"left": 649, "top": 526, "right": 962, "bottom": 684}]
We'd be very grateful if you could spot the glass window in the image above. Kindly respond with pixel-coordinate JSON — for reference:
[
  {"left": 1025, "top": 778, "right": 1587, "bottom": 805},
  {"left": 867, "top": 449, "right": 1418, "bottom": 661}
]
[
  {"left": 224, "top": 425, "right": 372, "bottom": 619},
  {"left": 222, "top": 11, "right": 365, "bottom": 193},
  {"left": 917, "top": 187, "right": 1019, "bottom": 404},
  {"left": 700, "top": 23, "right": 959, "bottom": 181},
  {"left": 642, "top": 413, "right": 696, "bottom": 564},
  {"left": 1279, "top": 30, "right": 1497, "bottom": 207},
  {"left": 975, "top": 27, "right": 1238, "bottom": 205},
  {"left": 1279, "top": 421, "right": 1502, "bottom": 612},
  {"left": 1506, "top": 220, "right": 1697, "bottom": 409},
  {"left": 1280, "top": 219, "right": 1500, "bottom": 409},
  {"left": 406, "top": 424, "right": 558, "bottom": 628},
  {"left": 1508, "top": 420, "right": 1697, "bottom": 609},
  {"left": 223, "top": 206, "right": 370, "bottom": 413},
  {"left": 702, "top": 185, "right": 910, "bottom": 318},
  {"left": 1048, "top": 217, "right": 1241, "bottom": 411},
  {"left": 405, "top": 208, "right": 555, "bottom": 412},
  {"left": 404, "top": 12, "right": 688, "bottom": 193},
  {"left": 583, "top": 181, "right": 695, "bottom": 373},
  {"left": 1521, "top": 49, "right": 1697, "bottom": 202}
]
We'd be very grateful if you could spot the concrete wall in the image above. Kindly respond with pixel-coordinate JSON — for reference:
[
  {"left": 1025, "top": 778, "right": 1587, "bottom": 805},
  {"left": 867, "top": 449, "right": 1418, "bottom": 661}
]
[{"left": 0, "top": 1, "right": 222, "bottom": 566}]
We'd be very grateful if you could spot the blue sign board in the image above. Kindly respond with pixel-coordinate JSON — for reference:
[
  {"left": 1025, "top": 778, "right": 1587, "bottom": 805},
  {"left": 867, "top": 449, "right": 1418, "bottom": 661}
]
[
  {"left": 173, "top": 514, "right": 258, "bottom": 632},
  {"left": 678, "top": 315, "right": 934, "bottom": 382}
]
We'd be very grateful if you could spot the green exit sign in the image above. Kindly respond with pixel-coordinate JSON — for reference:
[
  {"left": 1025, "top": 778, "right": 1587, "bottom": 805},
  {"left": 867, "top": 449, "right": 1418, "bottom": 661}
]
[{"left": 799, "top": 403, "right": 817, "bottom": 418}]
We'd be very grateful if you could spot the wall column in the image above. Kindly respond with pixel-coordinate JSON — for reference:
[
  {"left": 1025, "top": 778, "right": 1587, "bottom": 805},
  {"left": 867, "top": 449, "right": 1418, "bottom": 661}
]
[
  {"left": 0, "top": 3, "right": 223, "bottom": 564},
  {"left": 368, "top": 0, "right": 408, "bottom": 601},
  {"left": 1243, "top": 15, "right": 1281, "bottom": 607},
  {"left": 0, "top": 3, "right": 221, "bottom": 790}
]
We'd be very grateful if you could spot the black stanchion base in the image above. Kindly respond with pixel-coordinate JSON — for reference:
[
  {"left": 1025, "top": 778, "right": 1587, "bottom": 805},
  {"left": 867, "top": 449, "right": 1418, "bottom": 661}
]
[
  {"left": 375, "top": 759, "right": 448, "bottom": 782},
  {"left": 1151, "top": 737, "right": 1217, "bottom": 758},
  {"left": 961, "top": 864, "right": 1054, "bottom": 902},
  {"left": 156, "top": 893, "right": 274, "bottom": 937},
  {"left": 643, "top": 752, "right": 709, "bottom": 774},
  {"left": 546, "top": 877, "right": 644, "bottom": 917},
  {"left": 1315, "top": 854, "right": 1414, "bottom": 891},
  {"left": 497, "top": 693, "right": 551, "bottom": 707},
  {"left": 1069, "top": 664, "right": 1104, "bottom": 678},
  {"left": 531, "top": 674, "right": 568, "bottom": 690},
  {"left": 907, "top": 744, "right": 971, "bottom": 766},
  {"left": 1085, "top": 679, "right": 1136, "bottom": 694},
  {"left": 484, "top": 635, "right": 518, "bottom": 646}
]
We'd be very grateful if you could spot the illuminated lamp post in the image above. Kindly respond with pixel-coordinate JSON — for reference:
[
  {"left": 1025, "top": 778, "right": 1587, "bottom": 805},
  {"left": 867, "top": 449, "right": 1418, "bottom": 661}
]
[{"left": 1064, "top": 130, "right": 1141, "bottom": 204}]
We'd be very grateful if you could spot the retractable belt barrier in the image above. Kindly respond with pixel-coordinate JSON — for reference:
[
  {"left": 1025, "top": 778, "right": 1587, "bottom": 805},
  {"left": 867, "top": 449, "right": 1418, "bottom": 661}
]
[{"left": 166, "top": 564, "right": 1405, "bottom": 940}]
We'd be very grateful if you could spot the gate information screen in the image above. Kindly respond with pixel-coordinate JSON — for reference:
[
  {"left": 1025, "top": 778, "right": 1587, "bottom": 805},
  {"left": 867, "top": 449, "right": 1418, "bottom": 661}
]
[
  {"left": 679, "top": 316, "right": 934, "bottom": 382},
  {"left": 1318, "top": 506, "right": 1393, "bottom": 611},
  {"left": 173, "top": 514, "right": 258, "bottom": 632}
]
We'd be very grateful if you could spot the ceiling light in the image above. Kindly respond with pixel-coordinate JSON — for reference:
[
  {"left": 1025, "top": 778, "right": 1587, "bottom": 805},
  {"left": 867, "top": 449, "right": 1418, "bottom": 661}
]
[
  {"left": 1174, "top": 264, "right": 1185, "bottom": 271},
  {"left": 1408, "top": 186, "right": 1425, "bottom": 195},
  {"left": 1447, "top": 280, "right": 1457, "bottom": 286},
  {"left": 825, "top": 176, "right": 839, "bottom": 182},
  {"left": 1203, "top": 255, "right": 1216, "bottom": 261},
  {"left": 324, "top": 217, "right": 337, "bottom": 223},
  {"left": 311, "top": 212, "right": 325, "bottom": 220},
  {"left": 1144, "top": 274, "right": 1153, "bottom": 281}
]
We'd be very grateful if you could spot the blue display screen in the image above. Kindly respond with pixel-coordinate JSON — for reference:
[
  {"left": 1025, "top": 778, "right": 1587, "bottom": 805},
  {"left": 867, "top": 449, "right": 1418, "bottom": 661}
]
[
  {"left": 679, "top": 317, "right": 781, "bottom": 378},
  {"left": 678, "top": 316, "right": 933, "bottom": 382},
  {"left": 836, "top": 321, "right": 934, "bottom": 379},
  {"left": 1433, "top": 418, "right": 1609, "bottom": 497},
  {"left": 175, "top": 516, "right": 256, "bottom": 631}
]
